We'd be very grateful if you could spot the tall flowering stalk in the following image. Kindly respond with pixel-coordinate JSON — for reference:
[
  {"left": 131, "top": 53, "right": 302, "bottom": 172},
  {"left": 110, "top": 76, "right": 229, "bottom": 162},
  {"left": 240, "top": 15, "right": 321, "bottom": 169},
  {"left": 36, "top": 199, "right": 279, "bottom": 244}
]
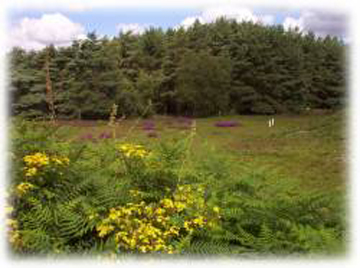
[
  {"left": 178, "top": 120, "right": 196, "bottom": 183},
  {"left": 108, "top": 103, "right": 118, "bottom": 139}
]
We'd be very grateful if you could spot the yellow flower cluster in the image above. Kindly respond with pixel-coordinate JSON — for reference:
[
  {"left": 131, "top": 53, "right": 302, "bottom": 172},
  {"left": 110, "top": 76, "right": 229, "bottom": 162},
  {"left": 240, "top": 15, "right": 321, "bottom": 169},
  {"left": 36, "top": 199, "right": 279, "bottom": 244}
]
[
  {"left": 23, "top": 152, "right": 69, "bottom": 177},
  {"left": 16, "top": 182, "right": 34, "bottom": 196},
  {"left": 129, "top": 189, "right": 143, "bottom": 197},
  {"left": 51, "top": 156, "right": 70, "bottom": 166},
  {"left": 96, "top": 184, "right": 220, "bottom": 254},
  {"left": 24, "top": 167, "right": 37, "bottom": 177},
  {"left": 17, "top": 152, "right": 70, "bottom": 198},
  {"left": 6, "top": 217, "right": 22, "bottom": 249},
  {"left": 117, "top": 144, "right": 150, "bottom": 158},
  {"left": 96, "top": 200, "right": 177, "bottom": 253},
  {"left": 6, "top": 218, "right": 18, "bottom": 228},
  {"left": 173, "top": 184, "right": 206, "bottom": 212},
  {"left": 184, "top": 216, "right": 206, "bottom": 231},
  {"left": 23, "top": 152, "right": 49, "bottom": 167}
]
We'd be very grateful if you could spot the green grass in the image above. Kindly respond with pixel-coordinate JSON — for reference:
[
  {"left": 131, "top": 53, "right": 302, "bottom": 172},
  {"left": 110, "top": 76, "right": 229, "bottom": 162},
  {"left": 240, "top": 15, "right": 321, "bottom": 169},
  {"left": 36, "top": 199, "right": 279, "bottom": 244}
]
[{"left": 54, "top": 113, "right": 346, "bottom": 193}]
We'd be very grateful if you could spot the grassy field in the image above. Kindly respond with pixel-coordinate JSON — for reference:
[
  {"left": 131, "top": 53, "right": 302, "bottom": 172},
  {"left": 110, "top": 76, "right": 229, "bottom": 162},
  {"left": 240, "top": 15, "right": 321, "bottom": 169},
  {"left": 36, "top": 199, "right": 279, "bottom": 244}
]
[
  {"left": 7, "top": 112, "right": 347, "bottom": 257},
  {"left": 54, "top": 113, "right": 346, "bottom": 193}
]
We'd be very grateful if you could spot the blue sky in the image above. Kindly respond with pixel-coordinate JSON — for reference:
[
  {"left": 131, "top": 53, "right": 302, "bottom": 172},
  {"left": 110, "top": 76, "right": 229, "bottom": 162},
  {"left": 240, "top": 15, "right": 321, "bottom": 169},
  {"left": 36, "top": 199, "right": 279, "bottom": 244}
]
[
  {"left": 9, "top": 7, "right": 301, "bottom": 36},
  {"left": 9, "top": 8, "right": 200, "bottom": 36},
  {"left": 7, "top": 6, "right": 346, "bottom": 51}
]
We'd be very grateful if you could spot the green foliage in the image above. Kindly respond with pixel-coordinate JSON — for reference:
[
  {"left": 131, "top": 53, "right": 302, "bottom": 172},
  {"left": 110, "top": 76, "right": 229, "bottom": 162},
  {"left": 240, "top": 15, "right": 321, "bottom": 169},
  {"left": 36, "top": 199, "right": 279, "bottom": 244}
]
[
  {"left": 9, "top": 20, "right": 346, "bottom": 119},
  {"left": 176, "top": 49, "right": 232, "bottom": 117},
  {"left": 201, "top": 166, "right": 346, "bottom": 256},
  {"left": 7, "top": 118, "right": 346, "bottom": 257}
]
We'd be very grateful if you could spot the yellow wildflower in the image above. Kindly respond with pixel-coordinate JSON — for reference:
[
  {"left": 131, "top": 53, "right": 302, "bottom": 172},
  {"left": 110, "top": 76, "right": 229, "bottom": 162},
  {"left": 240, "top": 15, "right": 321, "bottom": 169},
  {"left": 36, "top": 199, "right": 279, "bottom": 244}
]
[
  {"left": 61, "top": 156, "right": 70, "bottom": 165},
  {"left": 109, "top": 208, "right": 119, "bottom": 220},
  {"left": 96, "top": 224, "right": 114, "bottom": 237},
  {"left": 139, "top": 245, "right": 148, "bottom": 253},
  {"left": 161, "top": 198, "right": 174, "bottom": 209},
  {"left": 6, "top": 219, "right": 18, "bottom": 228},
  {"left": 169, "top": 226, "right": 180, "bottom": 236},
  {"left": 154, "top": 243, "right": 164, "bottom": 251},
  {"left": 24, "top": 167, "right": 37, "bottom": 177},
  {"left": 53, "top": 158, "right": 62, "bottom": 165},
  {"left": 96, "top": 183, "right": 212, "bottom": 254},
  {"left": 16, "top": 182, "right": 34, "bottom": 196},
  {"left": 193, "top": 216, "right": 205, "bottom": 227},
  {"left": 155, "top": 207, "right": 165, "bottom": 215},
  {"left": 119, "top": 144, "right": 130, "bottom": 151},
  {"left": 184, "top": 220, "right": 192, "bottom": 231},
  {"left": 117, "top": 231, "right": 128, "bottom": 238},
  {"left": 117, "top": 143, "right": 150, "bottom": 159},
  {"left": 174, "top": 201, "right": 186, "bottom": 212},
  {"left": 213, "top": 206, "right": 220, "bottom": 213},
  {"left": 23, "top": 152, "right": 49, "bottom": 167},
  {"left": 8, "top": 230, "right": 21, "bottom": 245},
  {"left": 129, "top": 189, "right": 141, "bottom": 197},
  {"left": 51, "top": 156, "right": 70, "bottom": 166}
]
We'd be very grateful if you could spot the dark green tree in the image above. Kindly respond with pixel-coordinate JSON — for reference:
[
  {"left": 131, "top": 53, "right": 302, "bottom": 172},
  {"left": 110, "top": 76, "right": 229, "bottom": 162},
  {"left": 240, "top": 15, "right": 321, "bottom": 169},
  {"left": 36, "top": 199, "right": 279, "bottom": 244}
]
[{"left": 176, "top": 49, "right": 232, "bottom": 116}]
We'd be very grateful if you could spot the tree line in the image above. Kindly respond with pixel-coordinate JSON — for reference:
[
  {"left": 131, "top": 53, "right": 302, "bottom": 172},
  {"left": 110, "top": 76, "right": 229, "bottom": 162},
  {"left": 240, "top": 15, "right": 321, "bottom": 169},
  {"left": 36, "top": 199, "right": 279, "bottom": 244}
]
[{"left": 9, "top": 18, "right": 346, "bottom": 119}]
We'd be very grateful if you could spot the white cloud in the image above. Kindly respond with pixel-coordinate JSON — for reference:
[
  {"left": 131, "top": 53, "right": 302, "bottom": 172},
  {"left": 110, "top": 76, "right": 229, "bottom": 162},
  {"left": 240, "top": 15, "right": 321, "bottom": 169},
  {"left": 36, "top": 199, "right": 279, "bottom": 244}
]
[
  {"left": 283, "top": 16, "right": 304, "bottom": 31},
  {"left": 9, "top": 13, "right": 85, "bottom": 51},
  {"left": 283, "top": 10, "right": 347, "bottom": 38},
  {"left": 178, "top": 6, "right": 275, "bottom": 29},
  {"left": 259, "top": 14, "right": 275, "bottom": 25},
  {"left": 202, "top": 6, "right": 258, "bottom": 23},
  {"left": 302, "top": 10, "right": 347, "bottom": 37},
  {"left": 178, "top": 16, "right": 205, "bottom": 29},
  {"left": 175, "top": 6, "right": 346, "bottom": 40},
  {"left": 116, "top": 23, "right": 151, "bottom": 35}
]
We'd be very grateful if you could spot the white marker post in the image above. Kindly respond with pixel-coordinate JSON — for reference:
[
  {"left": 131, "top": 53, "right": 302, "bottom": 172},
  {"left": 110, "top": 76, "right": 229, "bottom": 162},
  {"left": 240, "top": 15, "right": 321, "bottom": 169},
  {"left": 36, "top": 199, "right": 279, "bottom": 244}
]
[{"left": 268, "top": 118, "right": 275, "bottom": 127}]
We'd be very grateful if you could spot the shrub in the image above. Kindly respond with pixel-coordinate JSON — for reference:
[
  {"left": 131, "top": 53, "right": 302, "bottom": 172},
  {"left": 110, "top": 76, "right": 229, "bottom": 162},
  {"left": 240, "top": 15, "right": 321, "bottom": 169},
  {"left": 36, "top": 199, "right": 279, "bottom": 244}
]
[
  {"left": 7, "top": 119, "right": 345, "bottom": 257},
  {"left": 214, "top": 121, "right": 239, "bottom": 127}
]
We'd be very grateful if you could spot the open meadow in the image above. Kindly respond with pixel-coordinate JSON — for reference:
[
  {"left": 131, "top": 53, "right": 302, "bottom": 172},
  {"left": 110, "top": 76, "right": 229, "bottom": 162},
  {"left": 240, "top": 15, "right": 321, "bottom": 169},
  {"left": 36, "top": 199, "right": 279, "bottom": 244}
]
[
  {"left": 6, "top": 112, "right": 347, "bottom": 257},
  {"left": 54, "top": 113, "right": 346, "bottom": 193}
]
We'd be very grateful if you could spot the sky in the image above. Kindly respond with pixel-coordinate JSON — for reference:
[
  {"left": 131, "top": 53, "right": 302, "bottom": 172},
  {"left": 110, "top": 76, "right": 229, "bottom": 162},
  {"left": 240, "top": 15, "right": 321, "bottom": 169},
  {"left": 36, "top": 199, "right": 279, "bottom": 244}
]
[{"left": 6, "top": 4, "right": 348, "bottom": 51}]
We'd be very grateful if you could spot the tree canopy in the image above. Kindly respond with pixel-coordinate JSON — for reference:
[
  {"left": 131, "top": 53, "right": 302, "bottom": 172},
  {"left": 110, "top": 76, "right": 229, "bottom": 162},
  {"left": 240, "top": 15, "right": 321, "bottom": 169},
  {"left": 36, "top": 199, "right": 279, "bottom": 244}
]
[{"left": 8, "top": 19, "right": 346, "bottom": 119}]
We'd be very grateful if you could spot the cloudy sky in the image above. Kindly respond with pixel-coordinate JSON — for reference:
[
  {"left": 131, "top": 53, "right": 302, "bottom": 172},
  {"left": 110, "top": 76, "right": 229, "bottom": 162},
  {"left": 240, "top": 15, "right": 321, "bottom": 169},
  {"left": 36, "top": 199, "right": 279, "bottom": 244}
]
[{"left": 7, "top": 3, "right": 348, "bottom": 51}]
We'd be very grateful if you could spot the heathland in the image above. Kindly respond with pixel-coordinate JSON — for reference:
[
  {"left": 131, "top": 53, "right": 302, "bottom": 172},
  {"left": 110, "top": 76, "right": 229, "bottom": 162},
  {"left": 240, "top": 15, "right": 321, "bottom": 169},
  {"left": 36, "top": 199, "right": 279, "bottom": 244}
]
[
  {"left": 6, "top": 18, "right": 347, "bottom": 258},
  {"left": 7, "top": 112, "right": 346, "bottom": 257}
]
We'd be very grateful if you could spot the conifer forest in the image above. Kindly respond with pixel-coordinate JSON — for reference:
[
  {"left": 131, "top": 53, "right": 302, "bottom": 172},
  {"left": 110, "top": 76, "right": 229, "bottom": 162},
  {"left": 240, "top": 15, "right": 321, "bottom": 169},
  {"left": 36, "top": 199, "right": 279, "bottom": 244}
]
[{"left": 9, "top": 19, "right": 345, "bottom": 119}]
